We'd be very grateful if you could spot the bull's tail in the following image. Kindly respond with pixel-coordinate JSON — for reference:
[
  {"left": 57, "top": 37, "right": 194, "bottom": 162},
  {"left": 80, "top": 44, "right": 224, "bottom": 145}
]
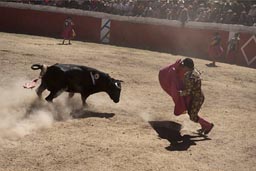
[
  {"left": 31, "top": 64, "right": 48, "bottom": 78},
  {"left": 31, "top": 64, "right": 43, "bottom": 70}
]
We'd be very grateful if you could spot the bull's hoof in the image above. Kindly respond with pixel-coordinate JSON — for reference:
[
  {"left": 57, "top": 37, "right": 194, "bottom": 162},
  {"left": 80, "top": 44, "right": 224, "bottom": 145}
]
[
  {"left": 45, "top": 98, "right": 53, "bottom": 103},
  {"left": 37, "top": 97, "right": 43, "bottom": 101},
  {"left": 82, "top": 103, "right": 89, "bottom": 108}
]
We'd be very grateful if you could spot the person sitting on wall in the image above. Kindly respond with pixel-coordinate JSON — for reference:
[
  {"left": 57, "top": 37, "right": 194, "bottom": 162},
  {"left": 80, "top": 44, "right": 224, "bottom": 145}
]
[
  {"left": 61, "top": 17, "right": 76, "bottom": 45},
  {"left": 207, "top": 32, "right": 224, "bottom": 67}
]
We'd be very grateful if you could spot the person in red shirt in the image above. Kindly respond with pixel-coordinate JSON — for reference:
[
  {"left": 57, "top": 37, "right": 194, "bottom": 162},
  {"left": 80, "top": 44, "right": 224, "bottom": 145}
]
[
  {"left": 207, "top": 32, "right": 223, "bottom": 67},
  {"left": 62, "top": 17, "right": 75, "bottom": 45}
]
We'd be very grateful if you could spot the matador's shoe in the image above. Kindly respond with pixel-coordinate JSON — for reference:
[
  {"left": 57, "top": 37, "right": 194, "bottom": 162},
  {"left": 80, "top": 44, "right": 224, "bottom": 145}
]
[{"left": 203, "top": 123, "right": 214, "bottom": 135}]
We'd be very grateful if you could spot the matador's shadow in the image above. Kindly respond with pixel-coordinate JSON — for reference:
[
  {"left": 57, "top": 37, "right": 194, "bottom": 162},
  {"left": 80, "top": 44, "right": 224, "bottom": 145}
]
[{"left": 149, "top": 121, "right": 211, "bottom": 151}]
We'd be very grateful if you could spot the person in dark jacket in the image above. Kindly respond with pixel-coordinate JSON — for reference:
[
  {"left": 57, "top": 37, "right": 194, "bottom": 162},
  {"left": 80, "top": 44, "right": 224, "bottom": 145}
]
[{"left": 226, "top": 32, "right": 240, "bottom": 64}]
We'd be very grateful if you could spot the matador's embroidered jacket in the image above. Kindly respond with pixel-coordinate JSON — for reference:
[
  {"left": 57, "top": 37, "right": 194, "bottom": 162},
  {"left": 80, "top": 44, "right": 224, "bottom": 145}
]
[{"left": 180, "top": 69, "right": 204, "bottom": 122}]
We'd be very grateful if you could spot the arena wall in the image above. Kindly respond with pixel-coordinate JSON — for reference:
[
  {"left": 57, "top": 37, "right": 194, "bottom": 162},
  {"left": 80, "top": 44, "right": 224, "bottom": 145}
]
[
  {"left": 0, "top": 3, "right": 101, "bottom": 42},
  {"left": 0, "top": 2, "right": 255, "bottom": 68}
]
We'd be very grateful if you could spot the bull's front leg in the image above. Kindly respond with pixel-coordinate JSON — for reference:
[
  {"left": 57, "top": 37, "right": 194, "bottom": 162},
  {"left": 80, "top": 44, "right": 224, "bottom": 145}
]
[
  {"left": 81, "top": 93, "right": 90, "bottom": 107},
  {"left": 45, "top": 89, "right": 65, "bottom": 103},
  {"left": 68, "top": 92, "right": 75, "bottom": 98}
]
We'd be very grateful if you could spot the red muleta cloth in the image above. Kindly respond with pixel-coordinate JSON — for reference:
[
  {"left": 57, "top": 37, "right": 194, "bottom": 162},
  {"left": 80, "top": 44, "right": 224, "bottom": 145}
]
[
  {"left": 158, "top": 59, "right": 191, "bottom": 116},
  {"left": 23, "top": 78, "right": 39, "bottom": 89}
]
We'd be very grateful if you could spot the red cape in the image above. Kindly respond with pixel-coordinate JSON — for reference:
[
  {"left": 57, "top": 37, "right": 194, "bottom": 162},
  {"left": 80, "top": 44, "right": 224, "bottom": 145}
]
[{"left": 158, "top": 59, "right": 191, "bottom": 115}]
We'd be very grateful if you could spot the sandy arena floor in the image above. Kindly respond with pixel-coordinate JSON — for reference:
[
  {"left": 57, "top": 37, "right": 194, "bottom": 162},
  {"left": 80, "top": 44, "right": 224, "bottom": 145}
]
[{"left": 0, "top": 32, "right": 255, "bottom": 171}]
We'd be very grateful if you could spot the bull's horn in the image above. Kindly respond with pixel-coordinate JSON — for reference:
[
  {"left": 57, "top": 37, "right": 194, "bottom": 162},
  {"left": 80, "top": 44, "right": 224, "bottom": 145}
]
[
  {"left": 31, "top": 64, "right": 42, "bottom": 70},
  {"left": 115, "top": 82, "right": 121, "bottom": 89}
]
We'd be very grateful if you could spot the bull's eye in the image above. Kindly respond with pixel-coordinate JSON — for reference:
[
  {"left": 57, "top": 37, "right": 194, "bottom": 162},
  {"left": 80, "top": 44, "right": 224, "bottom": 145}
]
[{"left": 94, "top": 73, "right": 100, "bottom": 80}]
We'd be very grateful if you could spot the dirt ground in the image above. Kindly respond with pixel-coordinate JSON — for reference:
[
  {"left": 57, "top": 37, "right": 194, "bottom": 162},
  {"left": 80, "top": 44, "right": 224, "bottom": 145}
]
[{"left": 0, "top": 32, "right": 255, "bottom": 171}]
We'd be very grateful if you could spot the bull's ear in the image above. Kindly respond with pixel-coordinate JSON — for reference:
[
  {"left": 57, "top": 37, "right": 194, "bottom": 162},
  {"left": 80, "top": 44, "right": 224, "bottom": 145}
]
[{"left": 118, "top": 80, "right": 124, "bottom": 83}]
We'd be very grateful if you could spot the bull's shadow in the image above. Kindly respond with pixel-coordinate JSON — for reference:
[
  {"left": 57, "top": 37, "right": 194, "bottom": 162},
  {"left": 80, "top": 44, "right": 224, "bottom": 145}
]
[
  {"left": 71, "top": 109, "right": 115, "bottom": 119},
  {"left": 25, "top": 99, "right": 115, "bottom": 120},
  {"left": 149, "top": 121, "right": 211, "bottom": 151}
]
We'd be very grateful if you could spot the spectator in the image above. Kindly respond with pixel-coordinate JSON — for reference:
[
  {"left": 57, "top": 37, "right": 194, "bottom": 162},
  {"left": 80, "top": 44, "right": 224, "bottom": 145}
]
[
  {"left": 187, "top": 5, "right": 196, "bottom": 21},
  {"left": 238, "top": 10, "right": 249, "bottom": 25},
  {"left": 178, "top": 5, "right": 189, "bottom": 27},
  {"left": 6, "top": 0, "right": 256, "bottom": 26},
  {"left": 167, "top": 4, "right": 179, "bottom": 20},
  {"left": 129, "top": 1, "right": 135, "bottom": 15},
  {"left": 195, "top": 9, "right": 208, "bottom": 22},
  {"left": 223, "top": 9, "right": 233, "bottom": 24},
  {"left": 230, "top": 12, "right": 239, "bottom": 24},
  {"left": 248, "top": 4, "right": 256, "bottom": 25}
]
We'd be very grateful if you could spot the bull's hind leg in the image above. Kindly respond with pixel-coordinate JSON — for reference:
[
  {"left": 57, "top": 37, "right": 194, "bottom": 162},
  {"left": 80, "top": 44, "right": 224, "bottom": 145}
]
[
  {"left": 45, "top": 91, "right": 57, "bottom": 102},
  {"left": 36, "top": 83, "right": 47, "bottom": 99},
  {"left": 45, "top": 89, "right": 65, "bottom": 102}
]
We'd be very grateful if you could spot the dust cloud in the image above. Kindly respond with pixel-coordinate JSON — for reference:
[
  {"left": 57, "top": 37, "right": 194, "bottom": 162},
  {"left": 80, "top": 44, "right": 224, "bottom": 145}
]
[
  {"left": 0, "top": 79, "right": 75, "bottom": 141},
  {"left": 0, "top": 78, "right": 155, "bottom": 141},
  {"left": 116, "top": 94, "right": 156, "bottom": 122}
]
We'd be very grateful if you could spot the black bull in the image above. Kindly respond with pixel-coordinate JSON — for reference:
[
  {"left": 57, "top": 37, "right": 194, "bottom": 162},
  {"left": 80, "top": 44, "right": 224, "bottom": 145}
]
[{"left": 31, "top": 64, "right": 122, "bottom": 105}]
